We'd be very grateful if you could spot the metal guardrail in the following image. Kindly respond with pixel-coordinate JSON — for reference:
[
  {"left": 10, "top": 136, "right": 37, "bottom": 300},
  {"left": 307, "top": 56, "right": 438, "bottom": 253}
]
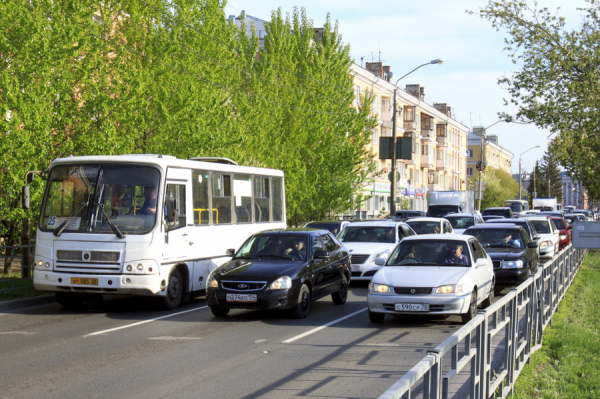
[
  {"left": 0, "top": 244, "right": 36, "bottom": 294},
  {"left": 380, "top": 245, "right": 586, "bottom": 399}
]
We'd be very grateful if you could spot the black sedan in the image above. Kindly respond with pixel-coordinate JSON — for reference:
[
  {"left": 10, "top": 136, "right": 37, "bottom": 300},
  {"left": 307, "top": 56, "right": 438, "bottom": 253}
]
[
  {"left": 463, "top": 224, "right": 539, "bottom": 287},
  {"left": 206, "top": 229, "right": 351, "bottom": 318}
]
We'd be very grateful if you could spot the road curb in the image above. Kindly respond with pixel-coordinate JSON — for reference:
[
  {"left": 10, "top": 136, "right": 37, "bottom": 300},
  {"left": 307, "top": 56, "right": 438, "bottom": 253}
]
[{"left": 0, "top": 294, "right": 56, "bottom": 312}]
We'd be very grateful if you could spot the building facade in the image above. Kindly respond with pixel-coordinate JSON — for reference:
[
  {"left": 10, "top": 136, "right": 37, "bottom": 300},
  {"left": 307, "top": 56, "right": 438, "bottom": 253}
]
[
  {"left": 350, "top": 62, "right": 469, "bottom": 218},
  {"left": 467, "top": 127, "right": 513, "bottom": 190},
  {"left": 561, "top": 172, "right": 588, "bottom": 209}
]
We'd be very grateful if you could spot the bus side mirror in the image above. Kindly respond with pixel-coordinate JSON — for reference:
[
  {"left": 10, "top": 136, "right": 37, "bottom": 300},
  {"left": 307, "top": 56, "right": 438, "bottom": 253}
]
[
  {"left": 165, "top": 198, "right": 177, "bottom": 223},
  {"left": 22, "top": 186, "right": 30, "bottom": 210}
]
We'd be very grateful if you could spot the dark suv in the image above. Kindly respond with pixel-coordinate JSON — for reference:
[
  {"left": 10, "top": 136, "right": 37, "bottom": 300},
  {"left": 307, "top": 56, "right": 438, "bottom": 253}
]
[
  {"left": 463, "top": 224, "right": 539, "bottom": 287},
  {"left": 482, "top": 207, "right": 514, "bottom": 219},
  {"left": 304, "top": 220, "right": 350, "bottom": 236}
]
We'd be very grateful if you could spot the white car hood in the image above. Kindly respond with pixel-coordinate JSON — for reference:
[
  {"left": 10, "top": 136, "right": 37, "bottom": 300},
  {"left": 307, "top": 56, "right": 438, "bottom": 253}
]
[
  {"left": 453, "top": 228, "right": 466, "bottom": 235},
  {"left": 374, "top": 266, "right": 470, "bottom": 288},
  {"left": 343, "top": 242, "right": 396, "bottom": 255}
]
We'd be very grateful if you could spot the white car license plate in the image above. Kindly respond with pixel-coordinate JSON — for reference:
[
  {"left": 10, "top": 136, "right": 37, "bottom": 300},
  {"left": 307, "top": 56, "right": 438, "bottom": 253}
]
[
  {"left": 226, "top": 293, "right": 257, "bottom": 303},
  {"left": 351, "top": 265, "right": 361, "bottom": 271},
  {"left": 395, "top": 303, "right": 429, "bottom": 312}
]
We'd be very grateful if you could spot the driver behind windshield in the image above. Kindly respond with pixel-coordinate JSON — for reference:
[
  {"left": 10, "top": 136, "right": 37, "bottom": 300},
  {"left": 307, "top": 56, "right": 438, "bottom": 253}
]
[{"left": 444, "top": 244, "right": 469, "bottom": 265}]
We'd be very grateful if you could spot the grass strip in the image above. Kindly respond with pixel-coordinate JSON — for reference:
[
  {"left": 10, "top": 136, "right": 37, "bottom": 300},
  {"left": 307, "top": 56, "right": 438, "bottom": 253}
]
[{"left": 511, "top": 250, "right": 600, "bottom": 398}]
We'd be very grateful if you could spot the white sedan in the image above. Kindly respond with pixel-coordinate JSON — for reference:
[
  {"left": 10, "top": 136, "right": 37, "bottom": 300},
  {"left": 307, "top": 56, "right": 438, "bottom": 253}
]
[
  {"left": 405, "top": 217, "right": 454, "bottom": 235},
  {"left": 523, "top": 216, "right": 560, "bottom": 259},
  {"left": 367, "top": 234, "right": 495, "bottom": 324}
]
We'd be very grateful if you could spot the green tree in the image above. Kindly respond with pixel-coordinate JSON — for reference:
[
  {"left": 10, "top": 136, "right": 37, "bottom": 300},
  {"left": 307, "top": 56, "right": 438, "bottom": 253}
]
[
  {"left": 475, "top": 1, "right": 600, "bottom": 203},
  {"left": 539, "top": 150, "right": 563, "bottom": 201},
  {"left": 470, "top": 167, "right": 519, "bottom": 209},
  {"left": 527, "top": 161, "right": 543, "bottom": 207}
]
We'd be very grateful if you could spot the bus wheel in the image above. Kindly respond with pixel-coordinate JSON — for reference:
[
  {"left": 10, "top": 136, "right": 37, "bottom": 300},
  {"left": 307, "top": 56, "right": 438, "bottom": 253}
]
[
  {"left": 56, "top": 292, "right": 84, "bottom": 310},
  {"left": 163, "top": 268, "right": 183, "bottom": 309}
]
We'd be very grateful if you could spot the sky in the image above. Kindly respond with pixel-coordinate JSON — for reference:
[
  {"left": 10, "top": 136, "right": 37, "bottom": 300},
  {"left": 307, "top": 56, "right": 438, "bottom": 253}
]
[{"left": 223, "top": 0, "right": 591, "bottom": 175}]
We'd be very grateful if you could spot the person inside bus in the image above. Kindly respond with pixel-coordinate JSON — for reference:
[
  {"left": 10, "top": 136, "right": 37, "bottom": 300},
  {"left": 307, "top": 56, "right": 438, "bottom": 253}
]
[
  {"left": 139, "top": 186, "right": 157, "bottom": 215},
  {"left": 284, "top": 238, "right": 306, "bottom": 261}
]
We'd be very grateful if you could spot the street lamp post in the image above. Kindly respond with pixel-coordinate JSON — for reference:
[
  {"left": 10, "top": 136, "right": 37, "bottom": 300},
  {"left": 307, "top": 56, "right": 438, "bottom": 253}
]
[
  {"left": 390, "top": 59, "right": 443, "bottom": 216},
  {"left": 519, "top": 146, "right": 540, "bottom": 200}
]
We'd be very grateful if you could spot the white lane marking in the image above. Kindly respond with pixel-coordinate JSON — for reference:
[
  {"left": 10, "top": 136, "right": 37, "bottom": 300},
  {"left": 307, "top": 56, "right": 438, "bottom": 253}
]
[
  {"left": 83, "top": 305, "right": 208, "bottom": 337},
  {"left": 255, "top": 339, "right": 267, "bottom": 343},
  {"left": 282, "top": 308, "right": 367, "bottom": 344},
  {"left": 0, "top": 331, "right": 37, "bottom": 335},
  {"left": 147, "top": 336, "right": 202, "bottom": 341},
  {"left": 356, "top": 343, "right": 400, "bottom": 347}
]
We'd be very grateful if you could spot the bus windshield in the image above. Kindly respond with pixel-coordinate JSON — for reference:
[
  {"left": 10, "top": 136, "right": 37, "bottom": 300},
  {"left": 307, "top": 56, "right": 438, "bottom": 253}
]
[{"left": 40, "top": 164, "right": 161, "bottom": 235}]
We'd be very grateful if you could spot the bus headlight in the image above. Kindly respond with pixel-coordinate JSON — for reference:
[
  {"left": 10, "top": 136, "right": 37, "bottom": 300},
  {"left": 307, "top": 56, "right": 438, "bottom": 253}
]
[{"left": 35, "top": 258, "right": 51, "bottom": 269}]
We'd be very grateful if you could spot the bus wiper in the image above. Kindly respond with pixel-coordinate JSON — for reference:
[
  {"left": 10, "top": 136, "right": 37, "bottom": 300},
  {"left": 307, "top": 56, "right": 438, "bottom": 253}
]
[
  {"left": 97, "top": 204, "right": 125, "bottom": 239},
  {"left": 53, "top": 200, "right": 89, "bottom": 237}
]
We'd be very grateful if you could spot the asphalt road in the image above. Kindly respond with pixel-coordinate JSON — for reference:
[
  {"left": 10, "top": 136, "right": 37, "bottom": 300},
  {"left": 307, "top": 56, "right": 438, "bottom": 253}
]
[{"left": 0, "top": 283, "right": 469, "bottom": 399}]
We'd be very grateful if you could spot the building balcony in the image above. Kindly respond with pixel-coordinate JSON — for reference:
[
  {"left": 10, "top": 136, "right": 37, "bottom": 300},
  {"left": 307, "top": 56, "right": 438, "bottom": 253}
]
[
  {"left": 421, "top": 128, "right": 433, "bottom": 139},
  {"left": 380, "top": 110, "right": 392, "bottom": 122},
  {"left": 404, "top": 121, "right": 417, "bottom": 131},
  {"left": 421, "top": 154, "right": 434, "bottom": 169},
  {"left": 436, "top": 135, "right": 447, "bottom": 146},
  {"left": 436, "top": 159, "right": 445, "bottom": 170}
]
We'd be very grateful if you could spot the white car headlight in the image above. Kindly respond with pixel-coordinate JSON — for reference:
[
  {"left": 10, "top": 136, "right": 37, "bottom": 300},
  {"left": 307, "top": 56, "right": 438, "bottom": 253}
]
[
  {"left": 502, "top": 260, "right": 524, "bottom": 269},
  {"left": 436, "top": 284, "right": 463, "bottom": 294},
  {"left": 369, "top": 283, "right": 392, "bottom": 293},
  {"left": 540, "top": 241, "right": 552, "bottom": 247},
  {"left": 560, "top": 234, "right": 567, "bottom": 240},
  {"left": 269, "top": 276, "right": 292, "bottom": 290},
  {"left": 370, "top": 249, "right": 391, "bottom": 262}
]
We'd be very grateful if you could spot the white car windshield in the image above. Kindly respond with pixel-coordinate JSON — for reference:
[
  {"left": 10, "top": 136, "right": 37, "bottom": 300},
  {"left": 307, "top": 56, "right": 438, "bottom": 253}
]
[
  {"left": 386, "top": 240, "right": 471, "bottom": 266},
  {"left": 338, "top": 226, "right": 395, "bottom": 243},
  {"left": 445, "top": 216, "right": 474, "bottom": 229}
]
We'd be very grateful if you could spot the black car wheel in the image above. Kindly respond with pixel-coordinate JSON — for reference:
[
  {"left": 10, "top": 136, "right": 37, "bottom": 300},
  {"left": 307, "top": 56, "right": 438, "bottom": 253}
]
[
  {"left": 290, "top": 284, "right": 311, "bottom": 319},
  {"left": 210, "top": 305, "right": 230, "bottom": 318},
  {"left": 482, "top": 281, "right": 494, "bottom": 308},
  {"left": 461, "top": 290, "right": 478, "bottom": 324},
  {"left": 331, "top": 275, "right": 348, "bottom": 305},
  {"left": 368, "top": 309, "right": 385, "bottom": 323},
  {"left": 162, "top": 268, "right": 183, "bottom": 310}
]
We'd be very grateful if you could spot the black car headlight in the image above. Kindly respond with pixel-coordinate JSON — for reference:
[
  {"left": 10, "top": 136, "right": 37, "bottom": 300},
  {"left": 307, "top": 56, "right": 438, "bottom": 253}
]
[{"left": 502, "top": 260, "right": 524, "bottom": 269}]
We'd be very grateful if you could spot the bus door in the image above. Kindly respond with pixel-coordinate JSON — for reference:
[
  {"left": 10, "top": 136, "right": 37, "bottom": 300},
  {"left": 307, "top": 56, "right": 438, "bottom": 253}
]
[{"left": 163, "top": 168, "right": 193, "bottom": 263}]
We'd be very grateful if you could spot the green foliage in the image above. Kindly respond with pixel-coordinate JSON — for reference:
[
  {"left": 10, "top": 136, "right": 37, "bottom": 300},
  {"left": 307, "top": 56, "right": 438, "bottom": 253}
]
[
  {"left": 511, "top": 250, "right": 600, "bottom": 399},
  {"left": 475, "top": 1, "right": 600, "bottom": 204},
  {"left": 469, "top": 167, "right": 518, "bottom": 209},
  {"left": 0, "top": 0, "right": 374, "bottom": 235}
]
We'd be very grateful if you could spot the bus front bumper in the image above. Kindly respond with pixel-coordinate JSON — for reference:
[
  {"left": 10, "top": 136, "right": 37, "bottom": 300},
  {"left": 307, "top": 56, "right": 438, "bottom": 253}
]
[{"left": 33, "top": 270, "right": 163, "bottom": 296}]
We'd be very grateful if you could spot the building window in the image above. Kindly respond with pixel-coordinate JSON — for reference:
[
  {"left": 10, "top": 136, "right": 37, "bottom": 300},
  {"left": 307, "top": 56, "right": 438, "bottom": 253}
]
[
  {"left": 372, "top": 94, "right": 379, "bottom": 112},
  {"left": 404, "top": 106, "right": 415, "bottom": 122},
  {"left": 467, "top": 149, "right": 473, "bottom": 158},
  {"left": 422, "top": 144, "right": 428, "bottom": 155},
  {"left": 467, "top": 167, "right": 473, "bottom": 176},
  {"left": 373, "top": 128, "right": 379, "bottom": 145}
]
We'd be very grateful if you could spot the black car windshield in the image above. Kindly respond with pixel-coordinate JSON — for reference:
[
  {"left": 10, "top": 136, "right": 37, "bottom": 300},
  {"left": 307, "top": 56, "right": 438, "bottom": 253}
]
[
  {"left": 483, "top": 209, "right": 509, "bottom": 216},
  {"left": 445, "top": 216, "right": 474, "bottom": 229},
  {"left": 406, "top": 221, "right": 441, "bottom": 234},
  {"left": 306, "top": 222, "right": 342, "bottom": 235},
  {"left": 236, "top": 234, "right": 308, "bottom": 261},
  {"left": 40, "top": 163, "right": 160, "bottom": 235},
  {"left": 387, "top": 240, "right": 471, "bottom": 266},
  {"left": 530, "top": 220, "right": 551, "bottom": 234},
  {"left": 464, "top": 229, "right": 524, "bottom": 249},
  {"left": 338, "top": 226, "right": 395, "bottom": 243}
]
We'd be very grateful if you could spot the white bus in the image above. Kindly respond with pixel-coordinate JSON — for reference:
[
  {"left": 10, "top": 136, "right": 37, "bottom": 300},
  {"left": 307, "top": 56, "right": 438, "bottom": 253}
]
[
  {"left": 24, "top": 155, "right": 286, "bottom": 309},
  {"left": 503, "top": 199, "right": 529, "bottom": 217}
]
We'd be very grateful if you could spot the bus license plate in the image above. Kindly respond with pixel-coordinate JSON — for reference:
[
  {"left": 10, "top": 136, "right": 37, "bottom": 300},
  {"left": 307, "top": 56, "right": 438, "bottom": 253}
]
[
  {"left": 226, "top": 293, "right": 257, "bottom": 303},
  {"left": 71, "top": 277, "right": 98, "bottom": 286},
  {"left": 395, "top": 303, "right": 429, "bottom": 312}
]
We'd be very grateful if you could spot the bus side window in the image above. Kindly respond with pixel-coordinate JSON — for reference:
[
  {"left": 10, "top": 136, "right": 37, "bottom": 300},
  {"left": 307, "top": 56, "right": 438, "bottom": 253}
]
[
  {"left": 212, "top": 173, "right": 232, "bottom": 224},
  {"left": 192, "top": 170, "right": 210, "bottom": 225},
  {"left": 272, "top": 178, "right": 284, "bottom": 222},
  {"left": 165, "top": 184, "right": 186, "bottom": 229},
  {"left": 254, "top": 177, "right": 270, "bottom": 222}
]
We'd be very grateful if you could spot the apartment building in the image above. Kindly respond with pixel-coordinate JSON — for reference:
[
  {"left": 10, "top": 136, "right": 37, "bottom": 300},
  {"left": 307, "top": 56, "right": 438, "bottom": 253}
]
[
  {"left": 467, "top": 127, "right": 513, "bottom": 186},
  {"left": 350, "top": 62, "right": 469, "bottom": 218}
]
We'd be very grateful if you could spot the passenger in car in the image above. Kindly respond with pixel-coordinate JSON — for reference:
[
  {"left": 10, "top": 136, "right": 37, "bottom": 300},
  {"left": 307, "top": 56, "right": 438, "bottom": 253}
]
[{"left": 443, "top": 245, "right": 469, "bottom": 265}]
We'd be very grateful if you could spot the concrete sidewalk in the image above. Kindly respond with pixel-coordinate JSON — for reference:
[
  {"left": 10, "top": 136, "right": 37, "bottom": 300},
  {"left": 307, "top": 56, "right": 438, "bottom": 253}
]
[{"left": 0, "top": 294, "right": 55, "bottom": 312}]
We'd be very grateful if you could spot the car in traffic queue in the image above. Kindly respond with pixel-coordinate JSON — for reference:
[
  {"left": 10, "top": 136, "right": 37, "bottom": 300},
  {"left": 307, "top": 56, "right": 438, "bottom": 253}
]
[
  {"left": 304, "top": 220, "right": 350, "bottom": 236},
  {"left": 550, "top": 216, "right": 571, "bottom": 250},
  {"left": 522, "top": 215, "right": 561, "bottom": 260},
  {"left": 366, "top": 234, "right": 495, "bottom": 324},
  {"left": 444, "top": 213, "right": 485, "bottom": 234},
  {"left": 405, "top": 217, "right": 454, "bottom": 235},
  {"left": 463, "top": 224, "right": 539, "bottom": 287},
  {"left": 392, "top": 210, "right": 426, "bottom": 222},
  {"left": 563, "top": 213, "right": 579, "bottom": 227},
  {"left": 482, "top": 207, "right": 515, "bottom": 219},
  {"left": 336, "top": 220, "right": 416, "bottom": 281},
  {"left": 206, "top": 229, "right": 351, "bottom": 319},
  {"left": 482, "top": 215, "right": 506, "bottom": 222},
  {"left": 484, "top": 217, "right": 541, "bottom": 255}
]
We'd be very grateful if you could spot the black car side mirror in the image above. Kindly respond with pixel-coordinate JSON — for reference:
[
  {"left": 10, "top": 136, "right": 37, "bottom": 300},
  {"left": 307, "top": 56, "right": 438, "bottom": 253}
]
[
  {"left": 528, "top": 242, "right": 538, "bottom": 248},
  {"left": 226, "top": 248, "right": 235, "bottom": 257},
  {"left": 314, "top": 250, "right": 330, "bottom": 260}
]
